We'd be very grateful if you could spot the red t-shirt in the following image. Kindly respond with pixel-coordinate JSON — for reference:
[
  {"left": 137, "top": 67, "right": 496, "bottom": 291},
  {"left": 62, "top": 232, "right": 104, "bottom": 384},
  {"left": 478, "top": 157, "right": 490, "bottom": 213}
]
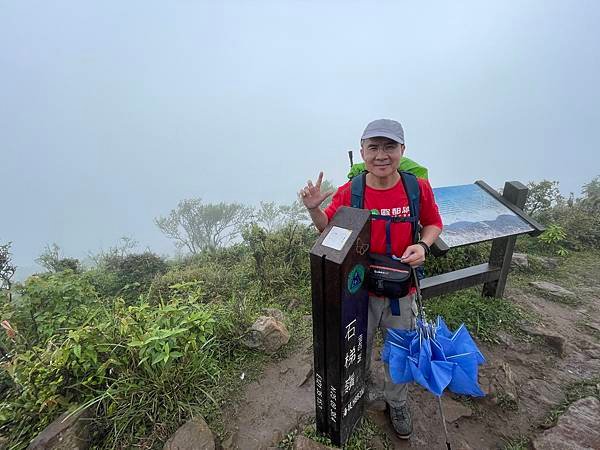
[{"left": 324, "top": 177, "right": 443, "bottom": 257}]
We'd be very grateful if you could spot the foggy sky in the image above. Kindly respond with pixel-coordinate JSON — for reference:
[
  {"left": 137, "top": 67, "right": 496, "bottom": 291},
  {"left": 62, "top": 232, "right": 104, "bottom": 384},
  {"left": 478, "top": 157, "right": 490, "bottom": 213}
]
[{"left": 2, "top": 0, "right": 599, "bottom": 278}]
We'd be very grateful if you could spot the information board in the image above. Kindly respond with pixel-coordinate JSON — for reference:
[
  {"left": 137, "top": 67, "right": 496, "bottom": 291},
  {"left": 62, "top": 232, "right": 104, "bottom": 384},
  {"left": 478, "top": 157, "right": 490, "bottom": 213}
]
[{"left": 433, "top": 183, "right": 534, "bottom": 248}]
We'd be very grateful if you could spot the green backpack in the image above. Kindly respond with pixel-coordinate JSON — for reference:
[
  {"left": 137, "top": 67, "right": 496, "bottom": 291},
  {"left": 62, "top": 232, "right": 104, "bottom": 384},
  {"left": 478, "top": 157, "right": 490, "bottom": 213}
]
[{"left": 346, "top": 155, "right": 429, "bottom": 180}]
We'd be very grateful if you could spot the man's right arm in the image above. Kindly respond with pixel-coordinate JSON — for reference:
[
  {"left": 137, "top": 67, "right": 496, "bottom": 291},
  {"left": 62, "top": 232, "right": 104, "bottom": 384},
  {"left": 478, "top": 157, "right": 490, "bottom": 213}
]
[
  {"left": 308, "top": 207, "right": 329, "bottom": 232},
  {"left": 299, "top": 171, "right": 334, "bottom": 232}
]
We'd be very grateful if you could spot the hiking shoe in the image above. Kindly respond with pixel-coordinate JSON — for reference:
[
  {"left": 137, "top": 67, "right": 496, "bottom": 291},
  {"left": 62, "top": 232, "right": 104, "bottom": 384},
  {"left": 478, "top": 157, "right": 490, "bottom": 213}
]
[{"left": 388, "top": 403, "right": 412, "bottom": 439}]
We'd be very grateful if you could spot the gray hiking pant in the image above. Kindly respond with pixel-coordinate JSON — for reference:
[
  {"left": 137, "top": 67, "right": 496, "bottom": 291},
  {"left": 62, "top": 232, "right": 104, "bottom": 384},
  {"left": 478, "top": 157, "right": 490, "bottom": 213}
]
[{"left": 365, "top": 293, "right": 417, "bottom": 408}]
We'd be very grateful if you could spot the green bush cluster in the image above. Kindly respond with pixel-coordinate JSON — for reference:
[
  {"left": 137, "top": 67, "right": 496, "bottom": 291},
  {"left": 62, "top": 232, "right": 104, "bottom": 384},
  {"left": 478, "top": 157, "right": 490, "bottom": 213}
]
[
  {"left": 1, "top": 295, "right": 222, "bottom": 448},
  {"left": 89, "top": 251, "right": 168, "bottom": 302},
  {"left": 518, "top": 176, "right": 600, "bottom": 255},
  {"left": 0, "top": 223, "right": 313, "bottom": 448},
  {"left": 243, "top": 222, "right": 316, "bottom": 301}
]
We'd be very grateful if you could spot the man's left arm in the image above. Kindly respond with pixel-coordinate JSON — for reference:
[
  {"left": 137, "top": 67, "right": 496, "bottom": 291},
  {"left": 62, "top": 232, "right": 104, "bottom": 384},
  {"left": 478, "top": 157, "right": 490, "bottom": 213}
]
[
  {"left": 400, "top": 224, "right": 442, "bottom": 267},
  {"left": 400, "top": 179, "right": 443, "bottom": 267}
]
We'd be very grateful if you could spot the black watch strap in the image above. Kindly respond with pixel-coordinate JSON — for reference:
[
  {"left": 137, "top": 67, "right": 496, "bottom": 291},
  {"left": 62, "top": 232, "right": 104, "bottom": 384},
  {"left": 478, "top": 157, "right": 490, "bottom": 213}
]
[{"left": 417, "top": 241, "right": 430, "bottom": 256}]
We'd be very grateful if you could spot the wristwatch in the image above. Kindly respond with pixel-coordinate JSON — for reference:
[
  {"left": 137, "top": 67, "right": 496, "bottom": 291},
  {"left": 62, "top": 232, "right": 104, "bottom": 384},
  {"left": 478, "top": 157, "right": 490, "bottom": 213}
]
[{"left": 417, "top": 241, "right": 430, "bottom": 256}]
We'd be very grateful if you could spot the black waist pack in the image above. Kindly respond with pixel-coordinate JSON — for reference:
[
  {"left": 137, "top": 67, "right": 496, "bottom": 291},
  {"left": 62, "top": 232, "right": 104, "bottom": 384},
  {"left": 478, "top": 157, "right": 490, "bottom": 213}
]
[{"left": 367, "top": 253, "right": 412, "bottom": 298}]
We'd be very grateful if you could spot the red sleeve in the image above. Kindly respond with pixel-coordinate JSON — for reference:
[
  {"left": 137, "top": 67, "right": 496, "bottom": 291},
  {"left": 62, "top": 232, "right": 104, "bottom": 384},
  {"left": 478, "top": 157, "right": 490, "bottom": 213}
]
[
  {"left": 324, "top": 182, "right": 351, "bottom": 221},
  {"left": 418, "top": 179, "right": 443, "bottom": 229}
]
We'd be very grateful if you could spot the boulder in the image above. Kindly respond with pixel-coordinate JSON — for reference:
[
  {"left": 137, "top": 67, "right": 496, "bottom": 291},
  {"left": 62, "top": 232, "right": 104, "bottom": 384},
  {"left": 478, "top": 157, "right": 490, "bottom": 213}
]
[
  {"left": 242, "top": 316, "right": 290, "bottom": 354},
  {"left": 27, "top": 407, "right": 91, "bottom": 450},
  {"left": 522, "top": 379, "right": 563, "bottom": 410},
  {"left": 519, "top": 325, "right": 567, "bottom": 357},
  {"left": 532, "top": 397, "right": 600, "bottom": 450},
  {"left": 262, "top": 307, "right": 285, "bottom": 323},
  {"left": 163, "top": 416, "right": 215, "bottom": 450},
  {"left": 529, "top": 281, "right": 576, "bottom": 300},
  {"left": 511, "top": 253, "right": 529, "bottom": 270}
]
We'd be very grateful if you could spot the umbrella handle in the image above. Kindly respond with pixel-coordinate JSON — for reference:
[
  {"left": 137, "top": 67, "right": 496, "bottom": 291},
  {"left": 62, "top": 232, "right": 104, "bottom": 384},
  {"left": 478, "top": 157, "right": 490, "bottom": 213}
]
[
  {"left": 437, "top": 396, "right": 452, "bottom": 450},
  {"left": 410, "top": 267, "right": 426, "bottom": 322}
]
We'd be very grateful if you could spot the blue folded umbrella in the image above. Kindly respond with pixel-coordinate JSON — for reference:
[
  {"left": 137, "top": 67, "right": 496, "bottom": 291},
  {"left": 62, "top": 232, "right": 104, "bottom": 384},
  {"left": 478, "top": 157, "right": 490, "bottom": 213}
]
[
  {"left": 383, "top": 269, "right": 487, "bottom": 450},
  {"left": 382, "top": 316, "right": 486, "bottom": 397}
]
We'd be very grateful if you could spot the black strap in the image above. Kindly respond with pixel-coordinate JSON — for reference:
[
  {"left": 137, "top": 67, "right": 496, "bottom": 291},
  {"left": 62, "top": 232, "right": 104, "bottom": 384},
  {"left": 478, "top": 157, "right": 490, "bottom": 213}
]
[{"left": 350, "top": 170, "right": 420, "bottom": 255}]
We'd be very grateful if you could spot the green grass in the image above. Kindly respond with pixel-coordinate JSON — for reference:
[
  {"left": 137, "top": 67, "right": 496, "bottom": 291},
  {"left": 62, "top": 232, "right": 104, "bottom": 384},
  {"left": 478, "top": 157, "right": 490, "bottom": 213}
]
[
  {"left": 502, "top": 435, "right": 529, "bottom": 450},
  {"left": 424, "top": 288, "right": 529, "bottom": 344},
  {"left": 279, "top": 416, "right": 391, "bottom": 449},
  {"left": 496, "top": 391, "right": 519, "bottom": 412}
]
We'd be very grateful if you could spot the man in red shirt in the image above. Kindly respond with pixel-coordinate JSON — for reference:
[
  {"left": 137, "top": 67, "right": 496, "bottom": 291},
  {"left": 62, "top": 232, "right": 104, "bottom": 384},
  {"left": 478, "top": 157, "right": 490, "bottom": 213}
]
[{"left": 300, "top": 119, "right": 443, "bottom": 440}]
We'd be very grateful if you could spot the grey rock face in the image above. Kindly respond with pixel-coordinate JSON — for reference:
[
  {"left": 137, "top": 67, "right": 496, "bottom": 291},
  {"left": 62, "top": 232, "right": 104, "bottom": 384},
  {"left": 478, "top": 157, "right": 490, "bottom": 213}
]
[
  {"left": 519, "top": 325, "right": 567, "bottom": 357},
  {"left": 537, "top": 256, "right": 559, "bottom": 270},
  {"left": 511, "top": 252, "right": 529, "bottom": 270},
  {"left": 242, "top": 316, "right": 290, "bottom": 354},
  {"left": 262, "top": 307, "right": 285, "bottom": 323},
  {"left": 529, "top": 281, "right": 576, "bottom": 299},
  {"left": 532, "top": 396, "right": 600, "bottom": 450},
  {"left": 163, "top": 416, "right": 215, "bottom": 450},
  {"left": 27, "top": 407, "right": 91, "bottom": 450}
]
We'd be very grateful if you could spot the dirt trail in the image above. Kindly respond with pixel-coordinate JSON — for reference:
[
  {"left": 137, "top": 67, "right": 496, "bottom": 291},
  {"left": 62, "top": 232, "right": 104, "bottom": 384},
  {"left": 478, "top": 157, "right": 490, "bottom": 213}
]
[{"left": 222, "top": 263, "right": 600, "bottom": 449}]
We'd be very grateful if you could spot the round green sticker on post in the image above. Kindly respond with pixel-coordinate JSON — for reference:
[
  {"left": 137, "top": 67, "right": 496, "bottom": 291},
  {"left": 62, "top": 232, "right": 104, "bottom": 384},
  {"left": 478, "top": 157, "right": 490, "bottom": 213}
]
[{"left": 347, "top": 264, "right": 366, "bottom": 294}]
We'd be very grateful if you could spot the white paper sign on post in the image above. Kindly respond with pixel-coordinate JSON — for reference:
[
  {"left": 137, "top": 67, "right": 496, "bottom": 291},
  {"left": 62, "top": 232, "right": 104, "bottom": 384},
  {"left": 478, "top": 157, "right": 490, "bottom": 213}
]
[{"left": 321, "top": 226, "right": 352, "bottom": 251}]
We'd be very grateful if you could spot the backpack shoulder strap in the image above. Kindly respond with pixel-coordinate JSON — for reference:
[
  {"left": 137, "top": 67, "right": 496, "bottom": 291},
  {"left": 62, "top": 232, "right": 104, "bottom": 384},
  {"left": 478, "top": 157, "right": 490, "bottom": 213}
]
[
  {"left": 399, "top": 170, "right": 420, "bottom": 244},
  {"left": 350, "top": 171, "right": 366, "bottom": 209}
]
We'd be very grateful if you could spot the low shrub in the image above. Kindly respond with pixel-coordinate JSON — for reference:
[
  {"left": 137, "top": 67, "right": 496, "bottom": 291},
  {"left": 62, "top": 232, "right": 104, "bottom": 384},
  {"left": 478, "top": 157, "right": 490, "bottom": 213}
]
[
  {"left": 147, "top": 261, "right": 252, "bottom": 305},
  {"left": 0, "top": 296, "right": 223, "bottom": 449},
  {"left": 242, "top": 223, "right": 315, "bottom": 300},
  {"left": 424, "top": 243, "right": 490, "bottom": 277},
  {"left": 2, "top": 271, "right": 100, "bottom": 347},
  {"left": 99, "top": 251, "right": 168, "bottom": 302}
]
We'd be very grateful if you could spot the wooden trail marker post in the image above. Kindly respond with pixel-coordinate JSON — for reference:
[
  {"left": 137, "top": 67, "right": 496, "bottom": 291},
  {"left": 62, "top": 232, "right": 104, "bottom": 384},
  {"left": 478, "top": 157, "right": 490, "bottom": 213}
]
[{"left": 310, "top": 206, "right": 371, "bottom": 446}]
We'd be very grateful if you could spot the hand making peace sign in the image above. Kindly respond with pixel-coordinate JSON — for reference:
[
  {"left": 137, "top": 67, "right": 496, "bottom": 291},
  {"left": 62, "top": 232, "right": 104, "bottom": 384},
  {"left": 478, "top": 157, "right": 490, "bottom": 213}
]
[{"left": 299, "top": 171, "right": 334, "bottom": 211}]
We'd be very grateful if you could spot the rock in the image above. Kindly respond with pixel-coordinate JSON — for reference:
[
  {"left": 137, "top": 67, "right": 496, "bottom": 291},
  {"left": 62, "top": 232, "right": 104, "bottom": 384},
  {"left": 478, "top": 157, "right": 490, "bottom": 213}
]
[
  {"left": 537, "top": 256, "right": 559, "bottom": 271},
  {"left": 582, "top": 321, "right": 600, "bottom": 334},
  {"left": 496, "top": 330, "right": 514, "bottom": 347},
  {"left": 242, "top": 316, "right": 290, "bottom": 354},
  {"left": 262, "top": 308, "right": 285, "bottom": 323},
  {"left": 529, "top": 281, "right": 576, "bottom": 300},
  {"left": 286, "top": 298, "right": 301, "bottom": 310},
  {"left": 442, "top": 397, "right": 473, "bottom": 423},
  {"left": 511, "top": 253, "right": 529, "bottom": 270},
  {"left": 532, "top": 397, "right": 600, "bottom": 450},
  {"left": 297, "top": 362, "right": 313, "bottom": 387},
  {"left": 489, "top": 362, "right": 519, "bottom": 406},
  {"left": 519, "top": 325, "right": 567, "bottom": 357},
  {"left": 27, "top": 407, "right": 92, "bottom": 450},
  {"left": 522, "top": 379, "right": 563, "bottom": 408},
  {"left": 163, "top": 416, "right": 215, "bottom": 450},
  {"left": 293, "top": 435, "right": 335, "bottom": 450}
]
